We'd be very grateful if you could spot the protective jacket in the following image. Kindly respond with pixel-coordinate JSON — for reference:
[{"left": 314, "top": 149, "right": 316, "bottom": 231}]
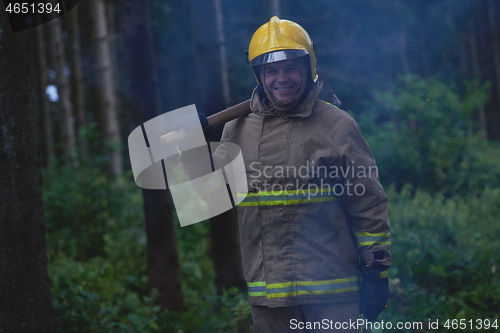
[{"left": 184, "top": 82, "right": 391, "bottom": 308}]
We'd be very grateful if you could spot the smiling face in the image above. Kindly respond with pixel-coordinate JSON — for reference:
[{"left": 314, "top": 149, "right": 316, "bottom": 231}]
[{"left": 263, "top": 59, "right": 303, "bottom": 103}]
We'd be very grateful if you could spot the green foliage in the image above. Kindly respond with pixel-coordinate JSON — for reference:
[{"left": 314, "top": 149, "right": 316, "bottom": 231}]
[
  {"left": 50, "top": 256, "right": 159, "bottom": 333},
  {"left": 44, "top": 163, "right": 143, "bottom": 261},
  {"left": 45, "top": 161, "right": 252, "bottom": 332},
  {"left": 50, "top": 253, "right": 252, "bottom": 332},
  {"left": 44, "top": 159, "right": 155, "bottom": 332},
  {"left": 156, "top": 288, "right": 252, "bottom": 333},
  {"left": 359, "top": 75, "right": 500, "bottom": 196},
  {"left": 175, "top": 221, "right": 216, "bottom": 303},
  {"left": 378, "top": 186, "right": 500, "bottom": 331},
  {"left": 355, "top": 75, "right": 500, "bottom": 331}
]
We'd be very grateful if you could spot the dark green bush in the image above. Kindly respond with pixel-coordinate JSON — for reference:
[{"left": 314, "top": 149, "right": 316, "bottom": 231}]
[
  {"left": 45, "top": 162, "right": 252, "bottom": 332},
  {"left": 358, "top": 75, "right": 500, "bottom": 196},
  {"left": 354, "top": 76, "right": 500, "bottom": 331},
  {"left": 379, "top": 186, "right": 500, "bottom": 331},
  {"left": 44, "top": 163, "right": 144, "bottom": 261}
]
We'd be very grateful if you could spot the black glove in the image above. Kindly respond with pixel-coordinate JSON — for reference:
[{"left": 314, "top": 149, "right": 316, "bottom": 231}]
[{"left": 359, "top": 261, "right": 389, "bottom": 321}]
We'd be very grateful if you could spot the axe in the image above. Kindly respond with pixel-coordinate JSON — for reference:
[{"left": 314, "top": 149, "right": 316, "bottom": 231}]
[{"left": 160, "top": 99, "right": 251, "bottom": 146}]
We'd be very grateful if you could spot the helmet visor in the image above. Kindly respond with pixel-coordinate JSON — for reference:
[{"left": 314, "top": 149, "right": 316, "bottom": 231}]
[{"left": 250, "top": 49, "right": 309, "bottom": 66}]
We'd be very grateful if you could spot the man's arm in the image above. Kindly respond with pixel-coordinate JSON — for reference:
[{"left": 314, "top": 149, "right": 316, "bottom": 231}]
[
  {"left": 339, "top": 120, "right": 391, "bottom": 267},
  {"left": 339, "top": 119, "right": 391, "bottom": 321}
]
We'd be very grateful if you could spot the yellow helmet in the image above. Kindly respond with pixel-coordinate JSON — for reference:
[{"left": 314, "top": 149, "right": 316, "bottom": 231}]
[{"left": 248, "top": 16, "right": 318, "bottom": 84}]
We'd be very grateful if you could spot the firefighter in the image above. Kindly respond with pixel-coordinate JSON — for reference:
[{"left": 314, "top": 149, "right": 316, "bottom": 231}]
[{"left": 181, "top": 16, "right": 391, "bottom": 332}]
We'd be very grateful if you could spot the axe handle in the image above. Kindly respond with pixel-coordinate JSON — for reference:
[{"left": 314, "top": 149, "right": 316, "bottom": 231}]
[
  {"left": 206, "top": 99, "right": 251, "bottom": 127},
  {"left": 160, "top": 99, "right": 251, "bottom": 146}
]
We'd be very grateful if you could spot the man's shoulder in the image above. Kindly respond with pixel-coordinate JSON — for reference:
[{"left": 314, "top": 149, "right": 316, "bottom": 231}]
[
  {"left": 221, "top": 112, "right": 257, "bottom": 142},
  {"left": 224, "top": 112, "right": 252, "bottom": 129},
  {"left": 312, "top": 99, "right": 355, "bottom": 126}
]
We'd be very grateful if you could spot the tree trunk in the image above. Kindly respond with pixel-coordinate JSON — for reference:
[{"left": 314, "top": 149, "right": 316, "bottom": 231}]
[
  {"left": 47, "top": 16, "right": 78, "bottom": 165},
  {"left": 88, "top": 0, "right": 122, "bottom": 176},
  {"left": 190, "top": 0, "right": 245, "bottom": 295},
  {"left": 66, "top": 5, "right": 89, "bottom": 161},
  {"left": 142, "top": 190, "right": 185, "bottom": 311},
  {"left": 214, "top": 0, "right": 231, "bottom": 107},
  {"left": 0, "top": 16, "right": 56, "bottom": 333},
  {"left": 209, "top": 208, "right": 246, "bottom": 295},
  {"left": 118, "top": 0, "right": 185, "bottom": 312},
  {"left": 468, "top": 19, "right": 488, "bottom": 136},
  {"left": 162, "top": 0, "right": 195, "bottom": 111},
  {"left": 34, "top": 24, "right": 56, "bottom": 166},
  {"left": 487, "top": 0, "right": 500, "bottom": 138}
]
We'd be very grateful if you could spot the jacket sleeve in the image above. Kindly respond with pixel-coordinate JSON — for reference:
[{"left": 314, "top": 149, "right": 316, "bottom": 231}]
[{"left": 339, "top": 119, "right": 391, "bottom": 268}]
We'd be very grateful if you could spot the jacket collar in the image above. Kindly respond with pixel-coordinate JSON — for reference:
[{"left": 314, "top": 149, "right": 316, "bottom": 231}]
[{"left": 250, "top": 81, "right": 324, "bottom": 118}]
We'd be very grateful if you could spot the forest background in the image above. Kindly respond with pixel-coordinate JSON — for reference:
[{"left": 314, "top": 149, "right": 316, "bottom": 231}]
[{"left": 1, "top": 0, "right": 500, "bottom": 332}]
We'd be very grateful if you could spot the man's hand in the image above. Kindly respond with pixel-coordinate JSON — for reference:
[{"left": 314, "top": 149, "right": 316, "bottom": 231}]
[{"left": 359, "top": 261, "right": 389, "bottom": 321}]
